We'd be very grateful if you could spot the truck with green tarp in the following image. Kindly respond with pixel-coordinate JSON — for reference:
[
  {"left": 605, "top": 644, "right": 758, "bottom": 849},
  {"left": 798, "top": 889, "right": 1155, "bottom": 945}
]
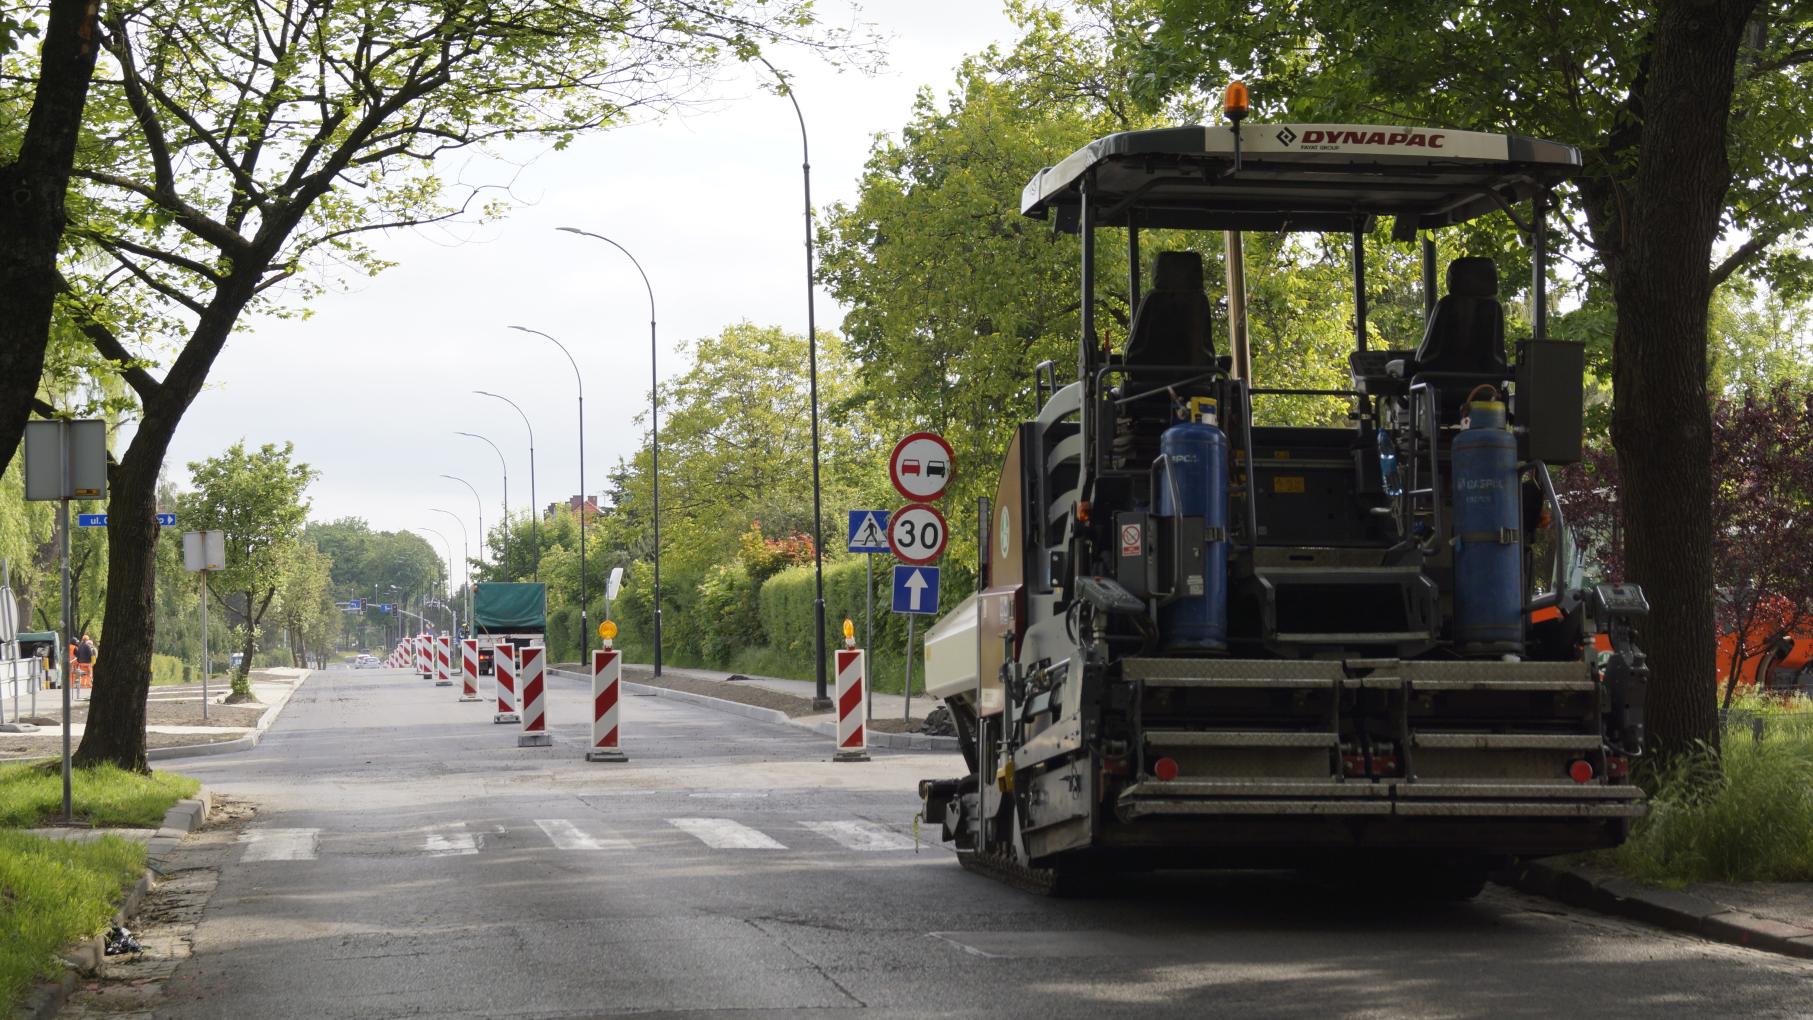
[{"left": 472, "top": 582, "right": 546, "bottom": 675}]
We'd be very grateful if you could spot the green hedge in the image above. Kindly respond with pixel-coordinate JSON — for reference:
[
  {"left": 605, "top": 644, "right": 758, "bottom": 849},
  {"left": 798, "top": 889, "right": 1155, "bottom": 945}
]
[{"left": 150, "top": 653, "right": 190, "bottom": 686}]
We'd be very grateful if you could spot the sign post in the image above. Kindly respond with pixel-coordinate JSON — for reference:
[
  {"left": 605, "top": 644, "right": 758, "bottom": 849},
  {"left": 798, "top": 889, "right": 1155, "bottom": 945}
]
[
  {"left": 183, "top": 531, "right": 227, "bottom": 721},
  {"left": 23, "top": 419, "right": 107, "bottom": 823},
  {"left": 846, "top": 510, "right": 889, "bottom": 718},
  {"left": 886, "top": 431, "right": 953, "bottom": 723}
]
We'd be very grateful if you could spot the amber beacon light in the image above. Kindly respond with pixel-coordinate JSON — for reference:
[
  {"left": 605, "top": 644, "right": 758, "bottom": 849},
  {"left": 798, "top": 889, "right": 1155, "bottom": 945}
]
[{"left": 1223, "top": 80, "right": 1250, "bottom": 122}]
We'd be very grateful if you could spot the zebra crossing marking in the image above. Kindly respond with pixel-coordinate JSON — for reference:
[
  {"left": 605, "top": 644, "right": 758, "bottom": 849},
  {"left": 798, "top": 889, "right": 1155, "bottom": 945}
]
[
  {"left": 423, "top": 822, "right": 479, "bottom": 856},
  {"left": 238, "top": 828, "right": 319, "bottom": 862},
  {"left": 667, "top": 817, "right": 787, "bottom": 850},
  {"left": 800, "top": 820, "right": 916, "bottom": 852},
  {"left": 535, "top": 818, "right": 632, "bottom": 850}
]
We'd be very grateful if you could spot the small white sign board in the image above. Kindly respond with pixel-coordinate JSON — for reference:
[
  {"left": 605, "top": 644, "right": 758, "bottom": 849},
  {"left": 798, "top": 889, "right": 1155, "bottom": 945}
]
[
  {"left": 23, "top": 420, "right": 108, "bottom": 501},
  {"left": 606, "top": 566, "right": 624, "bottom": 601},
  {"left": 0, "top": 586, "right": 17, "bottom": 644},
  {"left": 183, "top": 530, "right": 227, "bottom": 572}
]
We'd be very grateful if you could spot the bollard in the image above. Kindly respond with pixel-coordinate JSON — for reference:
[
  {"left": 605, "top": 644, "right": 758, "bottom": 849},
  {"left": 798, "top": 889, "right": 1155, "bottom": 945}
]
[
  {"left": 517, "top": 644, "right": 550, "bottom": 747},
  {"left": 418, "top": 634, "right": 432, "bottom": 678},
  {"left": 833, "top": 647, "right": 870, "bottom": 763},
  {"left": 586, "top": 646, "right": 628, "bottom": 763},
  {"left": 434, "top": 634, "right": 454, "bottom": 686},
  {"left": 459, "top": 638, "right": 482, "bottom": 702},
  {"left": 493, "top": 642, "right": 520, "bottom": 724}
]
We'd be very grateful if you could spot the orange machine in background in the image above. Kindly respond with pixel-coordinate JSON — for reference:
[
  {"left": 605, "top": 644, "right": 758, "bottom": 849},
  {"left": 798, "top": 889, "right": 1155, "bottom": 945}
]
[{"left": 1717, "top": 595, "right": 1812, "bottom": 692}]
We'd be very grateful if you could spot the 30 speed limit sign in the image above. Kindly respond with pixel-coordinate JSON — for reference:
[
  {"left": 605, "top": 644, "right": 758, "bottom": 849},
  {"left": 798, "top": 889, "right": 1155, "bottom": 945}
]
[{"left": 887, "top": 502, "right": 948, "bottom": 565}]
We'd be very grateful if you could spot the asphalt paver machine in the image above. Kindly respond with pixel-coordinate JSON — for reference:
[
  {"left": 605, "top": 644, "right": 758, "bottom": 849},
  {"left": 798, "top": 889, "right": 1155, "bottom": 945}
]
[{"left": 918, "top": 112, "right": 1652, "bottom": 896}]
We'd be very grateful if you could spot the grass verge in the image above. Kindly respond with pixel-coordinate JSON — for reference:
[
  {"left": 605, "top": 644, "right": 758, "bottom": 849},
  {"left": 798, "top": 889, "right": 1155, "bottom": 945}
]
[
  {"left": 1606, "top": 693, "right": 1813, "bottom": 886},
  {"left": 0, "top": 761, "right": 200, "bottom": 829},
  {"left": 0, "top": 831, "right": 145, "bottom": 1011}
]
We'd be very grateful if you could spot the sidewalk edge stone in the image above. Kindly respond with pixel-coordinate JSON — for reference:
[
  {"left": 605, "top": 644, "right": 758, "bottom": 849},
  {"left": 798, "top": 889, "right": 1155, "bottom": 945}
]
[
  {"left": 1506, "top": 860, "right": 1813, "bottom": 960},
  {"left": 22, "top": 786, "right": 213, "bottom": 1020},
  {"left": 147, "top": 671, "right": 310, "bottom": 761}
]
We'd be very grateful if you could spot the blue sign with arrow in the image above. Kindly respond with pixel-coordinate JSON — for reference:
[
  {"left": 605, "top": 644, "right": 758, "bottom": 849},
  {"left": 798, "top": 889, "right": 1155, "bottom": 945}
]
[
  {"left": 847, "top": 509, "right": 890, "bottom": 554},
  {"left": 74, "top": 513, "right": 176, "bottom": 527},
  {"left": 891, "top": 565, "right": 941, "bottom": 615},
  {"left": 379, "top": 603, "right": 394, "bottom": 614}
]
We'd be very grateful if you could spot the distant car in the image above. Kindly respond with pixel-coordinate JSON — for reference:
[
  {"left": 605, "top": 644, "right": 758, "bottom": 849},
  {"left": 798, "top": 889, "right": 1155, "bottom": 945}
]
[{"left": 355, "top": 654, "right": 377, "bottom": 669}]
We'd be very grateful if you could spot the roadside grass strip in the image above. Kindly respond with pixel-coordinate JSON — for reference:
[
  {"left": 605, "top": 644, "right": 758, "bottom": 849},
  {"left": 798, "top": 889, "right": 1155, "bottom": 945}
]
[
  {"left": 0, "top": 830, "right": 146, "bottom": 1012},
  {"left": 0, "top": 761, "right": 201, "bottom": 829},
  {"left": 1608, "top": 694, "right": 1813, "bottom": 886}
]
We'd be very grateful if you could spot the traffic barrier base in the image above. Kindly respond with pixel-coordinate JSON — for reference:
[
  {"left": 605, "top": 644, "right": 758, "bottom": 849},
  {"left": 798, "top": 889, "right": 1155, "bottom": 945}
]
[
  {"left": 585, "top": 647, "right": 628, "bottom": 763},
  {"left": 832, "top": 648, "right": 870, "bottom": 763}
]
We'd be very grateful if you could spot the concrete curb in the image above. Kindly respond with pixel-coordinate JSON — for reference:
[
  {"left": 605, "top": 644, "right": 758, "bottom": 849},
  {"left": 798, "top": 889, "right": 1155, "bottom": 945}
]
[
  {"left": 547, "top": 668, "right": 960, "bottom": 752},
  {"left": 1506, "top": 860, "right": 1813, "bottom": 960},
  {"left": 19, "top": 785, "right": 214, "bottom": 1020},
  {"left": 147, "top": 671, "right": 309, "bottom": 761}
]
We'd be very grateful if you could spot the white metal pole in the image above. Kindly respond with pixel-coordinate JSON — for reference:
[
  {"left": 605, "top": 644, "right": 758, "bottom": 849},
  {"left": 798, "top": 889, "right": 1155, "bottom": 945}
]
[{"left": 201, "top": 570, "right": 210, "bottom": 721}]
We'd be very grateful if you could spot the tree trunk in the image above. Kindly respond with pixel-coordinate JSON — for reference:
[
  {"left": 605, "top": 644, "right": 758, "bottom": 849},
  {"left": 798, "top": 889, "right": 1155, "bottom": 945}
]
[
  {"left": 0, "top": 0, "right": 104, "bottom": 472},
  {"left": 71, "top": 448, "right": 161, "bottom": 771},
  {"left": 1610, "top": 0, "right": 1757, "bottom": 760}
]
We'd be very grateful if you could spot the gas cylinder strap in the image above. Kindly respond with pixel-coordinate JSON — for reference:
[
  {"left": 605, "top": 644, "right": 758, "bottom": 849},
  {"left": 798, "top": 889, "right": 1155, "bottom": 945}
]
[{"left": 1458, "top": 529, "right": 1519, "bottom": 545}]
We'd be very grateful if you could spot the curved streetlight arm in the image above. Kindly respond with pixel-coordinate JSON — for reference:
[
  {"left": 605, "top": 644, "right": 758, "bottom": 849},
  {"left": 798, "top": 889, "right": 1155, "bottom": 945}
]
[
  {"left": 475, "top": 389, "right": 540, "bottom": 583},
  {"left": 556, "top": 228, "right": 656, "bottom": 316},
  {"left": 440, "top": 474, "right": 486, "bottom": 565},
  {"left": 413, "top": 526, "right": 458, "bottom": 633},
  {"left": 510, "top": 325, "right": 582, "bottom": 398},
  {"left": 511, "top": 325, "right": 589, "bottom": 655},
  {"left": 455, "top": 431, "right": 511, "bottom": 572}
]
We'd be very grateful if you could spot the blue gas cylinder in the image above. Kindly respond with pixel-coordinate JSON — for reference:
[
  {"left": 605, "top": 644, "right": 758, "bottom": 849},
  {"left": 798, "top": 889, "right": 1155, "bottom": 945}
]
[
  {"left": 1451, "top": 400, "right": 1523, "bottom": 653},
  {"left": 1155, "top": 421, "right": 1230, "bottom": 651}
]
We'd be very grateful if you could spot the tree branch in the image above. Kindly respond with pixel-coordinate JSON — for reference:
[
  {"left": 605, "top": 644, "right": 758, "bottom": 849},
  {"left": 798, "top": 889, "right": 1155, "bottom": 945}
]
[
  {"left": 1711, "top": 228, "right": 1784, "bottom": 288},
  {"left": 54, "top": 272, "right": 161, "bottom": 400}
]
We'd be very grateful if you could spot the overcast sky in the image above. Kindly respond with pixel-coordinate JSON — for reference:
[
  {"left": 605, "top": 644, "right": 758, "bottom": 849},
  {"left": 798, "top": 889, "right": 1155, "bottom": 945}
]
[{"left": 136, "top": 2, "right": 1020, "bottom": 569}]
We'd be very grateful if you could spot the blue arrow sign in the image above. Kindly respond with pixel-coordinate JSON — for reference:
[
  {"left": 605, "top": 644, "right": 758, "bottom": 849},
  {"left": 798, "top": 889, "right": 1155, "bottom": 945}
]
[
  {"left": 347, "top": 598, "right": 362, "bottom": 610},
  {"left": 891, "top": 565, "right": 941, "bottom": 615},
  {"left": 74, "top": 513, "right": 176, "bottom": 527},
  {"left": 379, "top": 603, "right": 394, "bottom": 614},
  {"left": 847, "top": 509, "right": 890, "bottom": 554}
]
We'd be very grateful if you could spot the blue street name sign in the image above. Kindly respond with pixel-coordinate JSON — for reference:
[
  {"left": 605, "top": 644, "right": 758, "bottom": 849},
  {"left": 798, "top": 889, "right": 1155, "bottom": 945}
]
[
  {"left": 74, "top": 513, "right": 176, "bottom": 527},
  {"left": 348, "top": 598, "right": 362, "bottom": 610},
  {"left": 891, "top": 565, "right": 941, "bottom": 615},
  {"left": 379, "top": 603, "right": 394, "bottom": 614},
  {"left": 847, "top": 509, "right": 890, "bottom": 554}
]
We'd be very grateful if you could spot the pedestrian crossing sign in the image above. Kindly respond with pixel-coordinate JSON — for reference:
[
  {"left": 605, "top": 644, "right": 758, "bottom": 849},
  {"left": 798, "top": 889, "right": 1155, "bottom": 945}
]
[{"left": 846, "top": 510, "right": 890, "bottom": 554}]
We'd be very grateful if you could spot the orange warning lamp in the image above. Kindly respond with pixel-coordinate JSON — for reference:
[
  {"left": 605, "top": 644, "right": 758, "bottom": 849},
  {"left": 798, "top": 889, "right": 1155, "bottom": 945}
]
[
  {"left": 598, "top": 619, "right": 617, "bottom": 649},
  {"left": 842, "top": 617, "right": 856, "bottom": 649},
  {"left": 1223, "top": 80, "right": 1250, "bottom": 122}
]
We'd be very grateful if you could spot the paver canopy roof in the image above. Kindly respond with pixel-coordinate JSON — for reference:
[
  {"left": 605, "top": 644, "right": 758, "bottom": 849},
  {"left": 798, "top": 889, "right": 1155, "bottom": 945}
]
[{"left": 1021, "top": 124, "right": 1582, "bottom": 233}]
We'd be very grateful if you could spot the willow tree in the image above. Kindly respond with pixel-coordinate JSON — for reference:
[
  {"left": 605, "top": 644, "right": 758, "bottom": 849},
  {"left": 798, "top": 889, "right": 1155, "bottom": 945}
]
[{"left": 54, "top": 0, "right": 857, "bottom": 769}]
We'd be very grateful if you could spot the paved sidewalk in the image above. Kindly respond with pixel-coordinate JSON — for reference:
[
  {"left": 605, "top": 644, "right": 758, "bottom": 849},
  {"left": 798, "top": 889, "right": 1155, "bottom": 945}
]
[
  {"left": 1514, "top": 859, "right": 1813, "bottom": 959},
  {"left": 660, "top": 665, "right": 939, "bottom": 726}
]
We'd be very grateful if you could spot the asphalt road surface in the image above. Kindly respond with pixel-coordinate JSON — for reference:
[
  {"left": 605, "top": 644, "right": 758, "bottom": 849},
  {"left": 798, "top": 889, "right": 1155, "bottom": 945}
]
[{"left": 138, "top": 667, "right": 1813, "bottom": 1019}]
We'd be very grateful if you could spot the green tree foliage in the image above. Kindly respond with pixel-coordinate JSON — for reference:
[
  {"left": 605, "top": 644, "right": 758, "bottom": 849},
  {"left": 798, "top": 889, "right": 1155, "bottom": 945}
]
[
  {"left": 43, "top": 0, "right": 861, "bottom": 769},
  {"left": 180, "top": 442, "right": 316, "bottom": 698},
  {"left": 277, "top": 542, "right": 335, "bottom": 668},
  {"left": 1126, "top": 0, "right": 1813, "bottom": 755}
]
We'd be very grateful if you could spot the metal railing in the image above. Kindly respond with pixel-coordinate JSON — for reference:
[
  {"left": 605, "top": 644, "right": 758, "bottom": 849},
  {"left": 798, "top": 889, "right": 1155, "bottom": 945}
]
[{"left": 1, "top": 656, "right": 46, "bottom": 728}]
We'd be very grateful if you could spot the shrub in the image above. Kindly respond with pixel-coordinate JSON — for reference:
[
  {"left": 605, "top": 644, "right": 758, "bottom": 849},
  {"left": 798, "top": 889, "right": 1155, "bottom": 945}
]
[
  {"left": 150, "top": 653, "right": 188, "bottom": 686},
  {"left": 695, "top": 562, "right": 763, "bottom": 664},
  {"left": 1610, "top": 706, "right": 1813, "bottom": 885}
]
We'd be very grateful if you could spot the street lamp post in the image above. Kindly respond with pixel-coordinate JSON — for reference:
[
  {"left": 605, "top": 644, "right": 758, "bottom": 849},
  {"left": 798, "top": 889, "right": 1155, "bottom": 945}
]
[
  {"left": 441, "top": 474, "right": 484, "bottom": 568},
  {"left": 455, "top": 431, "right": 510, "bottom": 575},
  {"left": 755, "top": 55, "right": 831, "bottom": 710},
  {"left": 512, "top": 326, "right": 590, "bottom": 655},
  {"left": 556, "top": 227, "right": 664, "bottom": 677},
  {"left": 476, "top": 390, "right": 539, "bottom": 582},
  {"left": 428, "top": 508, "right": 472, "bottom": 633},
  {"left": 415, "top": 526, "right": 458, "bottom": 636}
]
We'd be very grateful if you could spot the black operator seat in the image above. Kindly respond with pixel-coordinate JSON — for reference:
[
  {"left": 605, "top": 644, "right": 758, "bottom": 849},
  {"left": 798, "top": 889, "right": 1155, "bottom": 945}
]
[
  {"left": 1415, "top": 256, "right": 1507, "bottom": 376},
  {"left": 1124, "top": 250, "right": 1216, "bottom": 375},
  {"left": 1412, "top": 256, "right": 1507, "bottom": 422}
]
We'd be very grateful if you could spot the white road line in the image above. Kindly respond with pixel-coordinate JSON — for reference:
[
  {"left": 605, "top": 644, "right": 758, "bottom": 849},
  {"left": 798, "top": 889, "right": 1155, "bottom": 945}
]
[
  {"left": 423, "top": 822, "right": 479, "bottom": 857},
  {"left": 238, "top": 827, "right": 319, "bottom": 862},
  {"left": 687, "top": 791, "right": 769, "bottom": 799},
  {"left": 800, "top": 820, "right": 918, "bottom": 852},
  {"left": 667, "top": 817, "right": 787, "bottom": 850},
  {"left": 535, "top": 818, "right": 631, "bottom": 850}
]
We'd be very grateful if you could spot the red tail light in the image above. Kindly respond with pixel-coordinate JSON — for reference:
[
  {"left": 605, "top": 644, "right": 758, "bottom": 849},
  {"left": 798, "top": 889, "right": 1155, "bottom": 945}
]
[
  {"left": 1153, "top": 757, "right": 1179, "bottom": 781},
  {"left": 1568, "top": 759, "right": 1595, "bottom": 783}
]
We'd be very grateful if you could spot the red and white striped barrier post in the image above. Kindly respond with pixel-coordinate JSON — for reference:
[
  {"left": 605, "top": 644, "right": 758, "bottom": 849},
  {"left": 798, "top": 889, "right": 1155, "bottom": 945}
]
[
  {"left": 586, "top": 644, "right": 627, "bottom": 763},
  {"left": 434, "top": 634, "right": 454, "bottom": 686},
  {"left": 518, "top": 644, "right": 550, "bottom": 747},
  {"left": 459, "top": 638, "right": 482, "bottom": 702},
  {"left": 417, "top": 634, "right": 431, "bottom": 678},
  {"left": 833, "top": 631, "right": 869, "bottom": 763},
  {"left": 492, "top": 642, "right": 520, "bottom": 724}
]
